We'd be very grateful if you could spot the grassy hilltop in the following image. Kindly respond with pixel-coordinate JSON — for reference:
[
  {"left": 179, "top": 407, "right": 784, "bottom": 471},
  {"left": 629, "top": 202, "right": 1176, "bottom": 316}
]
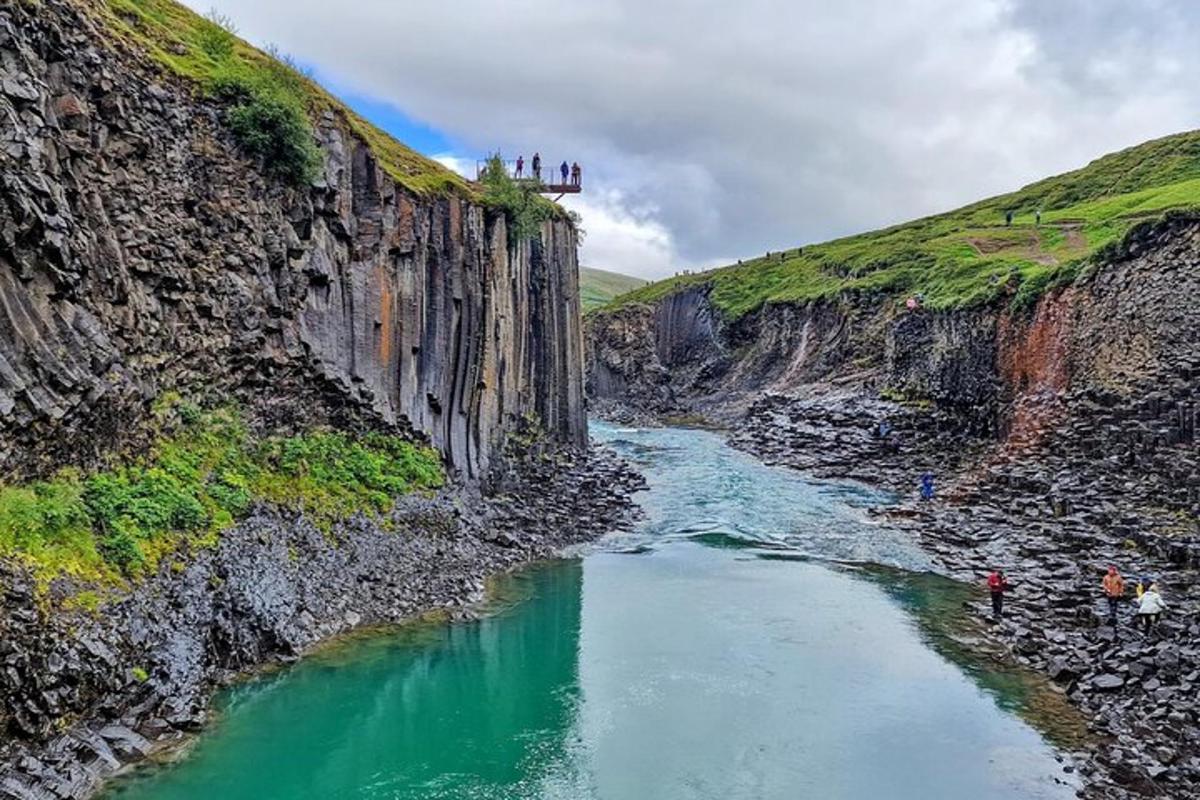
[
  {"left": 580, "top": 267, "right": 648, "bottom": 311},
  {"left": 90, "top": 0, "right": 565, "bottom": 234},
  {"left": 93, "top": 0, "right": 468, "bottom": 193},
  {"left": 612, "top": 131, "right": 1200, "bottom": 318}
]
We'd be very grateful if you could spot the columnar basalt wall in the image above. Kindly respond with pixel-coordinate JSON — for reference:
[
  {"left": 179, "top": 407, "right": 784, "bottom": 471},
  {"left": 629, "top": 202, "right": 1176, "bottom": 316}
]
[
  {"left": 0, "top": 0, "right": 585, "bottom": 482},
  {"left": 585, "top": 220, "right": 1200, "bottom": 548},
  {"left": 587, "top": 220, "right": 1199, "bottom": 443},
  {"left": 584, "top": 286, "right": 880, "bottom": 419}
]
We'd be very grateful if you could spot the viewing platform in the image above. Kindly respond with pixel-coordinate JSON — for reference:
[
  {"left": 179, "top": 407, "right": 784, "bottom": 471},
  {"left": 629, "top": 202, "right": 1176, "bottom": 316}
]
[{"left": 476, "top": 159, "right": 583, "bottom": 199}]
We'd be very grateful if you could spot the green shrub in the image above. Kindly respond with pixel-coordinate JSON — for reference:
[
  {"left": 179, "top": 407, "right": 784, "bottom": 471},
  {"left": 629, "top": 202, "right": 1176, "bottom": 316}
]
[
  {"left": 178, "top": 401, "right": 203, "bottom": 425},
  {"left": 0, "top": 476, "right": 107, "bottom": 580},
  {"left": 479, "top": 154, "right": 553, "bottom": 244},
  {"left": 210, "top": 66, "right": 321, "bottom": 185},
  {"left": 99, "top": 518, "right": 146, "bottom": 573},
  {"left": 227, "top": 96, "right": 321, "bottom": 184},
  {"left": 0, "top": 405, "right": 443, "bottom": 582},
  {"left": 195, "top": 11, "right": 236, "bottom": 61}
]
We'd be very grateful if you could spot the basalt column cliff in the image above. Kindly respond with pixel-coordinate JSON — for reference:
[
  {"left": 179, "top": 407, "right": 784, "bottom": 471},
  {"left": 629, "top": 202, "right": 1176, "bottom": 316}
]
[
  {"left": 0, "top": 3, "right": 642, "bottom": 798},
  {"left": 0, "top": 0, "right": 585, "bottom": 483}
]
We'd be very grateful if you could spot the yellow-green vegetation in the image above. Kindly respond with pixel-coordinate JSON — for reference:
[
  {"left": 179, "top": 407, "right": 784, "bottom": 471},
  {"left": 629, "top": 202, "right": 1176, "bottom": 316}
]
[
  {"left": 612, "top": 130, "right": 1200, "bottom": 319},
  {"left": 0, "top": 405, "right": 443, "bottom": 584},
  {"left": 92, "top": 0, "right": 467, "bottom": 194},
  {"left": 478, "top": 155, "right": 560, "bottom": 243},
  {"left": 580, "top": 267, "right": 648, "bottom": 312}
]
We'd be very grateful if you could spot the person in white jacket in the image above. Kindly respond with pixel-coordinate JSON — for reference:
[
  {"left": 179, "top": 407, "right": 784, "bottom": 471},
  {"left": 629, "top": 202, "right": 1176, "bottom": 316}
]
[{"left": 1137, "top": 582, "right": 1167, "bottom": 633}]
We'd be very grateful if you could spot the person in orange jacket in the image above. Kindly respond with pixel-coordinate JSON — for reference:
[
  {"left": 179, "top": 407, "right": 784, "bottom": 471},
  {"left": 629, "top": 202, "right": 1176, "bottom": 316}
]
[{"left": 1101, "top": 566, "right": 1125, "bottom": 624}]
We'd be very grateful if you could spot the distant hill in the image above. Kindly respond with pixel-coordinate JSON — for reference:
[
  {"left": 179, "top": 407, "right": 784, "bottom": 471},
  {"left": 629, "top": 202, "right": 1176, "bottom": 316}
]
[
  {"left": 610, "top": 130, "right": 1200, "bottom": 318},
  {"left": 580, "top": 267, "right": 648, "bottom": 311}
]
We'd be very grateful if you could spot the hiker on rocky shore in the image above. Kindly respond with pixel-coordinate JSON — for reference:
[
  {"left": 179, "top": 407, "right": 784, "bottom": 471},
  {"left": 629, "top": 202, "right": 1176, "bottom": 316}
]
[
  {"left": 920, "top": 473, "right": 935, "bottom": 500},
  {"left": 987, "top": 570, "right": 1010, "bottom": 619},
  {"left": 1102, "top": 566, "right": 1125, "bottom": 624},
  {"left": 1136, "top": 581, "right": 1166, "bottom": 633},
  {"left": 1135, "top": 576, "right": 1148, "bottom": 600}
]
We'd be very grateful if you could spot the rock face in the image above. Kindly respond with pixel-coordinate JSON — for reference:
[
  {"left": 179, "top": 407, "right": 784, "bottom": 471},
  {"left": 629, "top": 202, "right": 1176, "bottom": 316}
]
[
  {"left": 0, "top": 4, "right": 612, "bottom": 797},
  {"left": 586, "top": 285, "right": 877, "bottom": 420},
  {"left": 0, "top": 0, "right": 585, "bottom": 483},
  {"left": 588, "top": 218, "right": 1200, "bottom": 472}
]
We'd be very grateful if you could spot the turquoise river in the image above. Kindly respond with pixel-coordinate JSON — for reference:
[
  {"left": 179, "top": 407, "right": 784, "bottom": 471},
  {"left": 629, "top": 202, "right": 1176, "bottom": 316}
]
[{"left": 105, "top": 422, "right": 1080, "bottom": 800}]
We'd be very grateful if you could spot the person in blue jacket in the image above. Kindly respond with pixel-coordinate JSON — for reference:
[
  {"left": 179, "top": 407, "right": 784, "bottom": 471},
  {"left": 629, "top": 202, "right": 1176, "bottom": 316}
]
[{"left": 920, "top": 473, "right": 935, "bottom": 500}]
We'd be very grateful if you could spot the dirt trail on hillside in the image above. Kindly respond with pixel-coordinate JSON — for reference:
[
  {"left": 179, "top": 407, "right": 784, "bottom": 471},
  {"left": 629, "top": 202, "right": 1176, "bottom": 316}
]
[{"left": 967, "top": 228, "right": 1058, "bottom": 265}]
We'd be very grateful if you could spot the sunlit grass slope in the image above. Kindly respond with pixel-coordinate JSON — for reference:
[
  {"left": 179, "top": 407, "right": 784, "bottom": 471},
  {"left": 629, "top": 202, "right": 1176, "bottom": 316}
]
[
  {"left": 91, "top": 0, "right": 468, "bottom": 194},
  {"left": 612, "top": 131, "right": 1200, "bottom": 318},
  {"left": 580, "top": 267, "right": 648, "bottom": 311}
]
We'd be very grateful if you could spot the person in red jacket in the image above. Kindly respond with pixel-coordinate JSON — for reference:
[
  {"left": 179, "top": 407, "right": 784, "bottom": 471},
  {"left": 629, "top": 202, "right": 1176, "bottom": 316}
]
[{"left": 987, "top": 570, "right": 1010, "bottom": 619}]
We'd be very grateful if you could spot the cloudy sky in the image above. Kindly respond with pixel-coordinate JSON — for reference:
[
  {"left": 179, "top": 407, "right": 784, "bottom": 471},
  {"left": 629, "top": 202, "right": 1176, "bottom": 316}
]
[{"left": 183, "top": 0, "right": 1199, "bottom": 280}]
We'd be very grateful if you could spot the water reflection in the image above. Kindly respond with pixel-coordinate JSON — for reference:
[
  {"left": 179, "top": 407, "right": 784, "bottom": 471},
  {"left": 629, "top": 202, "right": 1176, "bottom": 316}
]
[{"left": 109, "top": 564, "right": 585, "bottom": 800}]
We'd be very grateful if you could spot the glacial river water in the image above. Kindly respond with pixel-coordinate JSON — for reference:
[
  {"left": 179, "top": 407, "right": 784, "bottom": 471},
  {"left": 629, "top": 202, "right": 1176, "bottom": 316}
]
[{"left": 105, "top": 422, "right": 1078, "bottom": 800}]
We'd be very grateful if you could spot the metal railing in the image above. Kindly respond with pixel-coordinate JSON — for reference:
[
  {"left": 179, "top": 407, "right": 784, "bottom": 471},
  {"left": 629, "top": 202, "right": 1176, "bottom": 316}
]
[{"left": 476, "top": 158, "right": 584, "bottom": 189}]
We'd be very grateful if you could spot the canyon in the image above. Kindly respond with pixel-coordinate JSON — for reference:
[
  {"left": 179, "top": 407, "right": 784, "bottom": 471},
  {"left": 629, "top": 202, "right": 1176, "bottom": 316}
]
[
  {"left": 3, "top": 0, "right": 1200, "bottom": 798},
  {"left": 587, "top": 210, "right": 1200, "bottom": 797}
]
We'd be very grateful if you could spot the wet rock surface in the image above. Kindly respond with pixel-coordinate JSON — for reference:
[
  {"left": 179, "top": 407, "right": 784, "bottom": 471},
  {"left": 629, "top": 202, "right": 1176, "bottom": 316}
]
[{"left": 0, "top": 442, "right": 645, "bottom": 800}]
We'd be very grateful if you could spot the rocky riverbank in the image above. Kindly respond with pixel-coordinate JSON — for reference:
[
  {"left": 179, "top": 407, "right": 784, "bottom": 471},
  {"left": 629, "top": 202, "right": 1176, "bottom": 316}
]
[
  {"left": 716, "top": 392, "right": 1200, "bottom": 800},
  {"left": 587, "top": 211, "right": 1200, "bottom": 799},
  {"left": 0, "top": 441, "right": 645, "bottom": 800}
]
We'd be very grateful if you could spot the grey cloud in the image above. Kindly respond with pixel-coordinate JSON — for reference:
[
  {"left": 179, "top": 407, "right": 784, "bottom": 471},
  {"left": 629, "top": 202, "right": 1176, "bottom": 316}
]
[{"left": 188, "top": 0, "right": 1200, "bottom": 275}]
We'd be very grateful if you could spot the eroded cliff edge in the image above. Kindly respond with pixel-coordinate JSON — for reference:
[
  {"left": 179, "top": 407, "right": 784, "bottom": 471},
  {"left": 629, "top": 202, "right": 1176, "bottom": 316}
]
[{"left": 1, "top": 0, "right": 585, "bottom": 484}]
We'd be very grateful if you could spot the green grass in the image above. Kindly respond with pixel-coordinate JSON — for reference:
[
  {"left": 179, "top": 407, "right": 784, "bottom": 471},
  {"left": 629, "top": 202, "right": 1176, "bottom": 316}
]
[
  {"left": 92, "top": 0, "right": 468, "bottom": 195},
  {"left": 610, "top": 130, "right": 1200, "bottom": 319},
  {"left": 0, "top": 404, "right": 443, "bottom": 584},
  {"left": 580, "top": 267, "right": 648, "bottom": 311}
]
